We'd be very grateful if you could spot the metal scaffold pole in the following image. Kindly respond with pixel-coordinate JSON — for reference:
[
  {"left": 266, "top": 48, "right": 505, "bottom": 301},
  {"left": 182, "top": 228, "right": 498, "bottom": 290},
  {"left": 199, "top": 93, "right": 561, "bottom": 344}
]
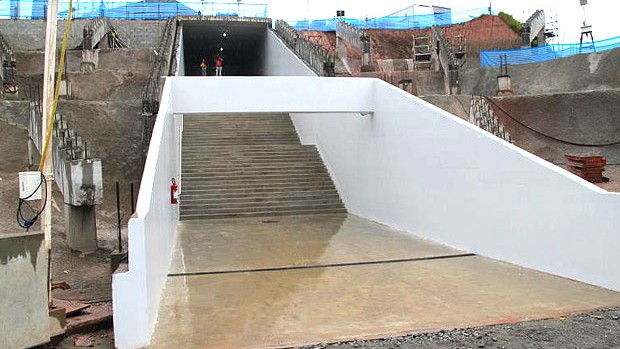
[{"left": 42, "top": 0, "right": 59, "bottom": 306}]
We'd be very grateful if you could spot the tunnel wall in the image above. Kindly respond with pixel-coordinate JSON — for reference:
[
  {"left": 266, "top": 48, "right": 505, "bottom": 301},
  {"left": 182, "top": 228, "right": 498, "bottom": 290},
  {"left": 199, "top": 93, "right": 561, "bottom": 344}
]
[
  {"left": 291, "top": 79, "right": 620, "bottom": 292},
  {"left": 176, "top": 29, "right": 185, "bottom": 76},
  {"left": 263, "top": 29, "right": 316, "bottom": 76}
]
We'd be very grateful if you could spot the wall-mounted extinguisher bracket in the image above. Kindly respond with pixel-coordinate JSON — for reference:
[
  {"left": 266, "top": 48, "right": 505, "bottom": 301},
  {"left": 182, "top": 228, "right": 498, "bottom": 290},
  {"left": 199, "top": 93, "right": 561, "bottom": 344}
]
[{"left": 171, "top": 178, "right": 179, "bottom": 205}]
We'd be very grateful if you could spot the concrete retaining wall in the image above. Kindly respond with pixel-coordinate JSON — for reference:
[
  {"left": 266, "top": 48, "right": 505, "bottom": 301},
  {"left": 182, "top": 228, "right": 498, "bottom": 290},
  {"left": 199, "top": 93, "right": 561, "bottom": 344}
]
[
  {"left": 0, "top": 232, "right": 49, "bottom": 349},
  {"left": 0, "top": 19, "right": 165, "bottom": 51},
  {"left": 460, "top": 47, "right": 620, "bottom": 95}
]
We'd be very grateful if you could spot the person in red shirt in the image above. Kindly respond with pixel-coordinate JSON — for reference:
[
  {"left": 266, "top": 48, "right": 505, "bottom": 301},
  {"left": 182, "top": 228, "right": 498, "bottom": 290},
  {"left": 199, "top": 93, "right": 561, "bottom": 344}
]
[{"left": 214, "top": 53, "right": 224, "bottom": 76}]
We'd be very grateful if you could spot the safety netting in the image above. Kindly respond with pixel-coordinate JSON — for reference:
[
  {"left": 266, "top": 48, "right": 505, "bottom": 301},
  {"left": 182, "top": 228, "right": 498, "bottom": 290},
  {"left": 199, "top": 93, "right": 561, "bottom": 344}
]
[
  {"left": 288, "top": 7, "right": 490, "bottom": 31},
  {"left": 0, "top": 0, "right": 268, "bottom": 20},
  {"left": 480, "top": 35, "right": 620, "bottom": 67}
]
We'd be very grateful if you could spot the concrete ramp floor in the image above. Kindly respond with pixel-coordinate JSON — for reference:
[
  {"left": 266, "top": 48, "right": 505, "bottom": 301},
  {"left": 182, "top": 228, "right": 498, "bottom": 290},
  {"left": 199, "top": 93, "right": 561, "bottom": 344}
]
[{"left": 150, "top": 214, "right": 620, "bottom": 348}]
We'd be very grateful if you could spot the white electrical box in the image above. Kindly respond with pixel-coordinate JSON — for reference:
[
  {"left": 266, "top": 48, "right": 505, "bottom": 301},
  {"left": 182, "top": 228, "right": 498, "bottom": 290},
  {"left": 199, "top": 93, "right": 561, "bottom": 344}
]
[{"left": 19, "top": 171, "right": 43, "bottom": 201}]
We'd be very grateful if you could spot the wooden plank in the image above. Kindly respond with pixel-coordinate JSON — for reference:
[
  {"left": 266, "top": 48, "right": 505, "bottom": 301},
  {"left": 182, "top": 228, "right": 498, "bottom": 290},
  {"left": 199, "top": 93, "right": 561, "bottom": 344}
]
[{"left": 53, "top": 299, "right": 91, "bottom": 317}]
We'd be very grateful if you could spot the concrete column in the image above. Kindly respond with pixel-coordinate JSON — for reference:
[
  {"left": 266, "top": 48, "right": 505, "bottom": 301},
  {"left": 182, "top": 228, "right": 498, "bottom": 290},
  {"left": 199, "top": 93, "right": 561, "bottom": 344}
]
[
  {"left": 64, "top": 204, "right": 97, "bottom": 252},
  {"left": 361, "top": 36, "right": 373, "bottom": 72},
  {"left": 497, "top": 75, "right": 513, "bottom": 96},
  {"left": 27, "top": 138, "right": 41, "bottom": 168}
]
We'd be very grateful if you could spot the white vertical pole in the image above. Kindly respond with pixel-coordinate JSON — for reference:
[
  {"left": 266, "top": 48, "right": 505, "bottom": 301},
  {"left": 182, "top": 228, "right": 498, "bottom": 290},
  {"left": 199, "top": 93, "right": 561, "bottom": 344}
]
[{"left": 42, "top": 0, "right": 59, "bottom": 306}]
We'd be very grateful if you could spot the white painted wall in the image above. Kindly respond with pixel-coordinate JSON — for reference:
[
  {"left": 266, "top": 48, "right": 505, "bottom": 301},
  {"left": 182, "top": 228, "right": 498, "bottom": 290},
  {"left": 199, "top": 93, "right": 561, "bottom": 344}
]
[
  {"left": 169, "top": 77, "right": 372, "bottom": 114},
  {"left": 263, "top": 29, "right": 317, "bottom": 76},
  {"left": 292, "top": 80, "right": 620, "bottom": 291},
  {"left": 112, "top": 79, "right": 181, "bottom": 349}
]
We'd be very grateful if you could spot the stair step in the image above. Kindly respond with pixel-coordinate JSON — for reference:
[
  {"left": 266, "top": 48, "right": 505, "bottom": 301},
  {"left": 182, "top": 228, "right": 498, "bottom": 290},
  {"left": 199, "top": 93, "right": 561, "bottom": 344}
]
[
  {"left": 179, "top": 207, "right": 347, "bottom": 220},
  {"left": 184, "top": 128, "right": 294, "bottom": 133},
  {"left": 180, "top": 113, "right": 346, "bottom": 219},
  {"left": 184, "top": 116, "right": 290, "bottom": 121},
  {"left": 182, "top": 153, "right": 322, "bottom": 160},
  {"left": 181, "top": 199, "right": 344, "bottom": 210},
  {"left": 182, "top": 147, "right": 309, "bottom": 154},
  {"left": 182, "top": 191, "right": 341, "bottom": 203},
  {"left": 181, "top": 183, "right": 337, "bottom": 193},
  {"left": 184, "top": 125, "right": 294, "bottom": 131},
  {"left": 180, "top": 201, "right": 345, "bottom": 214},
  {"left": 182, "top": 162, "right": 325, "bottom": 170},
  {"left": 183, "top": 144, "right": 312, "bottom": 149},
  {"left": 182, "top": 188, "right": 338, "bottom": 199},
  {"left": 181, "top": 145, "right": 314, "bottom": 152},
  {"left": 185, "top": 141, "right": 300, "bottom": 146},
  {"left": 183, "top": 167, "right": 328, "bottom": 176},
  {"left": 182, "top": 168, "right": 327, "bottom": 175},
  {"left": 183, "top": 133, "right": 299, "bottom": 140},
  {"left": 182, "top": 172, "right": 333, "bottom": 181}
]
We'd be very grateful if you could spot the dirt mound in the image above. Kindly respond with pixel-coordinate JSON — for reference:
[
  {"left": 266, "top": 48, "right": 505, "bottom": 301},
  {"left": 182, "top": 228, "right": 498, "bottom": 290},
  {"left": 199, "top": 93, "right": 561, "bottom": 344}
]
[
  {"left": 300, "top": 31, "right": 336, "bottom": 53},
  {"left": 366, "top": 29, "right": 426, "bottom": 60},
  {"left": 445, "top": 15, "right": 521, "bottom": 69}
]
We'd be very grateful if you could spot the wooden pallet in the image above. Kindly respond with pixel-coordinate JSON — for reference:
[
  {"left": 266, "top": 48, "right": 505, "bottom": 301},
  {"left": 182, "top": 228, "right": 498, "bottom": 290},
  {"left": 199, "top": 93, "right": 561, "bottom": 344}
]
[{"left": 564, "top": 154, "right": 607, "bottom": 183}]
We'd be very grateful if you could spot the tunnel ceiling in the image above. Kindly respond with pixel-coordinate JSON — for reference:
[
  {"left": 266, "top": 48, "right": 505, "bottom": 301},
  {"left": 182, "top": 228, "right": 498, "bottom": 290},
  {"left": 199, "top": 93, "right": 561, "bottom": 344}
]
[{"left": 181, "top": 20, "right": 268, "bottom": 76}]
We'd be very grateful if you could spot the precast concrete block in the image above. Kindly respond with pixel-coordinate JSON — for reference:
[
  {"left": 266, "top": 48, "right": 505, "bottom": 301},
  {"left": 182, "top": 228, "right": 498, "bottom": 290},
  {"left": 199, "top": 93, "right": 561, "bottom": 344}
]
[{"left": 65, "top": 204, "right": 98, "bottom": 253}]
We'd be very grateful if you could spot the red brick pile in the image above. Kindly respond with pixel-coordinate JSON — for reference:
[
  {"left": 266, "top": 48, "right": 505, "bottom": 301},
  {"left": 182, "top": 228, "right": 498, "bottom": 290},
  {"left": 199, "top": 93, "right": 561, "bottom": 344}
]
[{"left": 564, "top": 154, "right": 607, "bottom": 183}]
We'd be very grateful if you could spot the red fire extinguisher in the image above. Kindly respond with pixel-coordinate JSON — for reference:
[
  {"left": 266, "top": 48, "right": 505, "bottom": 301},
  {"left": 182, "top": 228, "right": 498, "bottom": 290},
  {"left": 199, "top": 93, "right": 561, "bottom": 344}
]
[{"left": 171, "top": 178, "right": 179, "bottom": 204}]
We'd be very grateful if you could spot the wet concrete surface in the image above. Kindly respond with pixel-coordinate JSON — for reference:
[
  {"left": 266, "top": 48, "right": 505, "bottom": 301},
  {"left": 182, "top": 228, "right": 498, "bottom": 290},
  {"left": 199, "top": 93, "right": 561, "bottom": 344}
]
[
  {"left": 169, "top": 214, "right": 462, "bottom": 274},
  {"left": 150, "top": 214, "right": 620, "bottom": 349}
]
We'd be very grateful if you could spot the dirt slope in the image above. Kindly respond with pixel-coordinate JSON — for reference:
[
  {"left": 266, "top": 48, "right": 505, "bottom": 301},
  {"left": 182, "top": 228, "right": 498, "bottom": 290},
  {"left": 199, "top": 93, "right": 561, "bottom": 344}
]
[
  {"left": 0, "top": 48, "right": 149, "bottom": 307},
  {"left": 489, "top": 90, "right": 620, "bottom": 191}
]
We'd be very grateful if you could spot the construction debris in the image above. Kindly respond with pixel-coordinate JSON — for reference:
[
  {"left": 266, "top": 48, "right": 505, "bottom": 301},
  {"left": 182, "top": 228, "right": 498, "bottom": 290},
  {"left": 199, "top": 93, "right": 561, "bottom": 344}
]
[
  {"left": 564, "top": 154, "right": 608, "bottom": 183},
  {"left": 73, "top": 334, "right": 95, "bottom": 347}
]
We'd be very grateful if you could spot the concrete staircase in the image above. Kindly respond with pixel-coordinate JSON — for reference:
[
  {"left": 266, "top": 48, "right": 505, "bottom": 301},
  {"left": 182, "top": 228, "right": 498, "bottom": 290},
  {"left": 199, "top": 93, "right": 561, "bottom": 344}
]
[{"left": 180, "top": 114, "right": 346, "bottom": 220}]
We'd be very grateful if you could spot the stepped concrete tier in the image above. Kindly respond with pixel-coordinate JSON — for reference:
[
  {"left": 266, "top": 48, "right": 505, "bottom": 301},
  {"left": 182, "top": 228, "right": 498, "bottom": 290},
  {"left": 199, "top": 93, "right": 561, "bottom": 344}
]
[{"left": 180, "top": 113, "right": 346, "bottom": 219}]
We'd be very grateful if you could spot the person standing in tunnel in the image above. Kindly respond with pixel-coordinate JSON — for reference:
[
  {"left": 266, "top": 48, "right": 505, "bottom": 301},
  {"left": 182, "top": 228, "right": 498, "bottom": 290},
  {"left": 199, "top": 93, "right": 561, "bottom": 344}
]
[
  {"left": 200, "top": 59, "right": 207, "bottom": 76},
  {"left": 214, "top": 53, "right": 224, "bottom": 76}
]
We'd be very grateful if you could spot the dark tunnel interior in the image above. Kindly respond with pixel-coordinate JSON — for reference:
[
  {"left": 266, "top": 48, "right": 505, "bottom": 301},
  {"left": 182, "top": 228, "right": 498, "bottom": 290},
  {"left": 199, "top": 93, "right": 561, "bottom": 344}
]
[{"left": 182, "top": 21, "right": 268, "bottom": 76}]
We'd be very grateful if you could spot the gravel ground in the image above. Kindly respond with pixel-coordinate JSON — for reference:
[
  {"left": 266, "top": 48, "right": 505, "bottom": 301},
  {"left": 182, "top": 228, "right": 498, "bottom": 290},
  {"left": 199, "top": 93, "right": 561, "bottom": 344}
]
[{"left": 294, "top": 308, "right": 620, "bottom": 349}]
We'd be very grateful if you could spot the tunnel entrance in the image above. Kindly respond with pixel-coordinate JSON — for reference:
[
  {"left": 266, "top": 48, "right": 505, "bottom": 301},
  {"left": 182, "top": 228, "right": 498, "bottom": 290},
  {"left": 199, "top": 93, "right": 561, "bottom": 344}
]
[{"left": 181, "top": 19, "right": 269, "bottom": 76}]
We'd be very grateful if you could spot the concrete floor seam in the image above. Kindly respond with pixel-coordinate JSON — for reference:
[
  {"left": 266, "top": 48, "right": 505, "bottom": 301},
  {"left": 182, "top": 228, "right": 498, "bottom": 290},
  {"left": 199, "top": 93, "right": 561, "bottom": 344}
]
[{"left": 167, "top": 253, "right": 477, "bottom": 277}]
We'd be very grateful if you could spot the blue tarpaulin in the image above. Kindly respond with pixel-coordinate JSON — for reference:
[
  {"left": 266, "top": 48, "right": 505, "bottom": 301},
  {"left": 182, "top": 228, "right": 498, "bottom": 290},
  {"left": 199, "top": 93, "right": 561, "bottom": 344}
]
[
  {"left": 288, "top": 7, "right": 489, "bottom": 31},
  {"left": 481, "top": 35, "right": 620, "bottom": 67},
  {"left": 0, "top": 0, "right": 268, "bottom": 19}
]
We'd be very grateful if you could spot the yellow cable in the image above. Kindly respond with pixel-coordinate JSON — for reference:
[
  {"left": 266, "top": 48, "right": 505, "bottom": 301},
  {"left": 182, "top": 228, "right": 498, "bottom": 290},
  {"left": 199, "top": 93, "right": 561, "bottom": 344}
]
[{"left": 38, "top": 0, "right": 73, "bottom": 172}]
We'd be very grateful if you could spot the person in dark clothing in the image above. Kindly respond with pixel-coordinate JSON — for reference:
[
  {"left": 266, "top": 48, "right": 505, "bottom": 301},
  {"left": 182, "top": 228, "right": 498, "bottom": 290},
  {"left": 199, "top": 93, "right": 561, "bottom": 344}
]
[{"left": 200, "top": 58, "right": 207, "bottom": 76}]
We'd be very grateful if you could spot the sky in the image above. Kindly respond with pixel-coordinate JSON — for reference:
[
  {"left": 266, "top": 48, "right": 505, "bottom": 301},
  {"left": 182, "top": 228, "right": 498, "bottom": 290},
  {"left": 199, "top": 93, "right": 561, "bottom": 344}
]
[{"left": 240, "top": 0, "right": 619, "bottom": 44}]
